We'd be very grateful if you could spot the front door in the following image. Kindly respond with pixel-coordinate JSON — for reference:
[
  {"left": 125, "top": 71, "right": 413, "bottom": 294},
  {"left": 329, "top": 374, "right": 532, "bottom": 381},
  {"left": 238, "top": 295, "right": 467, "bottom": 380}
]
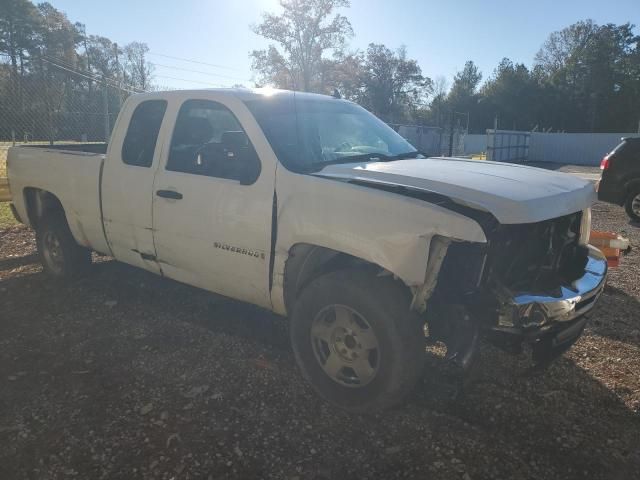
[{"left": 151, "top": 95, "right": 275, "bottom": 308}]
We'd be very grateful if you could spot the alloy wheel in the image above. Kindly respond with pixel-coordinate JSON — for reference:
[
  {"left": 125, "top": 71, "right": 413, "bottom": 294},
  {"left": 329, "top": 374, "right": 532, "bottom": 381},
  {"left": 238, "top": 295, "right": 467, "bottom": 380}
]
[
  {"left": 310, "top": 304, "right": 380, "bottom": 387},
  {"left": 42, "top": 230, "right": 65, "bottom": 275}
]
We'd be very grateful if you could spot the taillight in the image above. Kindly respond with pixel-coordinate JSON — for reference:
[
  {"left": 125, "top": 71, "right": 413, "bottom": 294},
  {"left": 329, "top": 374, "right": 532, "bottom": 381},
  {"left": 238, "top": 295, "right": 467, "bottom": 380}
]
[{"left": 600, "top": 154, "right": 610, "bottom": 170}]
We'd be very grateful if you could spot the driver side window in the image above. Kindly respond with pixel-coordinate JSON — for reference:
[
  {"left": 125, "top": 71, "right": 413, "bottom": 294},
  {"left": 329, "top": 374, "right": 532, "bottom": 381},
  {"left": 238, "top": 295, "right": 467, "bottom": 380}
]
[{"left": 166, "top": 99, "right": 260, "bottom": 184}]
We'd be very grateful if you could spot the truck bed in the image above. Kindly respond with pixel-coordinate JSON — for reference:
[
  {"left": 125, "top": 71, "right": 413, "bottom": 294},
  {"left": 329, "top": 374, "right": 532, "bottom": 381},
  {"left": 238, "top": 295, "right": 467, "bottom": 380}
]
[{"left": 7, "top": 144, "right": 110, "bottom": 254}]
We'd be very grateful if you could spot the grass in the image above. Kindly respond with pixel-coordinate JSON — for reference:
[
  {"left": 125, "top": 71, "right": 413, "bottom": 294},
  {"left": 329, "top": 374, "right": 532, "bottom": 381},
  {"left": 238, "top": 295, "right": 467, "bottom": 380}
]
[
  {"left": 0, "top": 203, "right": 18, "bottom": 228},
  {"left": 1, "top": 146, "right": 13, "bottom": 227}
]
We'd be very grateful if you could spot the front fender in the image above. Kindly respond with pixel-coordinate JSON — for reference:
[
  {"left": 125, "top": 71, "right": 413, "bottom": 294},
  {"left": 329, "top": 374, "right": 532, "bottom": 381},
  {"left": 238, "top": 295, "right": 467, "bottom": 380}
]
[{"left": 270, "top": 174, "right": 487, "bottom": 315}]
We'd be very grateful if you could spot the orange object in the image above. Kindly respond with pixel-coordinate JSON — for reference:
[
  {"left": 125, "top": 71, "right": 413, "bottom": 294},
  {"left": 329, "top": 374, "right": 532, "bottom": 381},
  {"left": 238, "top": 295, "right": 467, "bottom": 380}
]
[{"left": 589, "top": 230, "right": 630, "bottom": 268}]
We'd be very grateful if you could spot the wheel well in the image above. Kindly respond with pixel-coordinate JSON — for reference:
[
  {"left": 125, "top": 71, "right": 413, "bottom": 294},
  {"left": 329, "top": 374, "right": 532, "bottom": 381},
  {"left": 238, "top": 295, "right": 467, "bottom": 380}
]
[
  {"left": 283, "top": 243, "right": 399, "bottom": 315},
  {"left": 23, "top": 188, "right": 66, "bottom": 230}
]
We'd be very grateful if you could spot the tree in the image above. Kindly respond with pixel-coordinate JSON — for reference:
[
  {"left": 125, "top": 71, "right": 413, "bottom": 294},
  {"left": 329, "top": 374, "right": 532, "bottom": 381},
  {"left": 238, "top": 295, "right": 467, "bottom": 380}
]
[
  {"left": 319, "top": 50, "right": 364, "bottom": 98},
  {"left": 85, "top": 35, "right": 118, "bottom": 78},
  {"left": 357, "top": 44, "right": 431, "bottom": 123},
  {"left": 37, "top": 2, "right": 80, "bottom": 63},
  {"left": 250, "top": 45, "right": 294, "bottom": 89},
  {"left": 123, "top": 41, "right": 153, "bottom": 91},
  {"left": 534, "top": 20, "right": 599, "bottom": 75},
  {"left": 447, "top": 61, "right": 482, "bottom": 107},
  {"left": 444, "top": 61, "right": 482, "bottom": 131},
  {"left": 0, "top": 0, "right": 41, "bottom": 75},
  {"left": 478, "top": 58, "right": 540, "bottom": 131},
  {"left": 534, "top": 20, "right": 640, "bottom": 132},
  {"left": 421, "top": 75, "right": 448, "bottom": 126},
  {"left": 250, "top": 0, "right": 353, "bottom": 91}
]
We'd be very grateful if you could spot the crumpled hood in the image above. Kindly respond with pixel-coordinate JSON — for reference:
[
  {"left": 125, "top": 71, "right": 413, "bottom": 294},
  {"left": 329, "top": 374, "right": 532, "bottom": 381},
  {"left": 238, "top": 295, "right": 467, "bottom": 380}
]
[{"left": 313, "top": 157, "right": 596, "bottom": 224}]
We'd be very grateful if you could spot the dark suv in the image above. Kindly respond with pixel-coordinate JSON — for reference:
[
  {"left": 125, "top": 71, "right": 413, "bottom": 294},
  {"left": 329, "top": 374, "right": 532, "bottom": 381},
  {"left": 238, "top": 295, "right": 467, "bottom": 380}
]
[{"left": 598, "top": 137, "right": 640, "bottom": 222}]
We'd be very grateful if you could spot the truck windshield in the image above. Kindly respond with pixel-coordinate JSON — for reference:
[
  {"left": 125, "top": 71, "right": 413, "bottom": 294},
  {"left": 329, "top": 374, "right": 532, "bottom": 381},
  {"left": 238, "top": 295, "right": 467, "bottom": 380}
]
[{"left": 244, "top": 94, "right": 418, "bottom": 172}]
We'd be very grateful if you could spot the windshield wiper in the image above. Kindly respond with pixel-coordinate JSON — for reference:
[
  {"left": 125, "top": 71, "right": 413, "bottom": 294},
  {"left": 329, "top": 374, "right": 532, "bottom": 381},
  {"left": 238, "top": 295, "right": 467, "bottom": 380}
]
[
  {"left": 307, "top": 151, "right": 425, "bottom": 172},
  {"left": 308, "top": 152, "right": 392, "bottom": 171},
  {"left": 387, "top": 150, "right": 424, "bottom": 160}
]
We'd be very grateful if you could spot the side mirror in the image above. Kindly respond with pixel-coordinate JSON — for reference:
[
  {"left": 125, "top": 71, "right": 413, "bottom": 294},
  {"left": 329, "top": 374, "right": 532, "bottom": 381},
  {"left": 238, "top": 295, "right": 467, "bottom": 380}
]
[
  {"left": 237, "top": 150, "right": 261, "bottom": 185},
  {"left": 220, "top": 131, "right": 261, "bottom": 185}
]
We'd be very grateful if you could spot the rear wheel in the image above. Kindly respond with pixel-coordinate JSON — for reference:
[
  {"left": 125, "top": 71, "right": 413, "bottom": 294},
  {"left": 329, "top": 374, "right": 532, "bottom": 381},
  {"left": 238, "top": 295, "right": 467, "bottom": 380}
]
[
  {"left": 290, "top": 269, "right": 425, "bottom": 413},
  {"left": 36, "top": 213, "right": 91, "bottom": 279},
  {"left": 624, "top": 186, "right": 640, "bottom": 222}
]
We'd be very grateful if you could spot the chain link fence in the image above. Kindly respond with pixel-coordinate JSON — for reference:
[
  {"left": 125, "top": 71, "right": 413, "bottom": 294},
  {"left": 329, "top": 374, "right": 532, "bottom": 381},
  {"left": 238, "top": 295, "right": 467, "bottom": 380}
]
[{"left": 1, "top": 63, "right": 137, "bottom": 178}]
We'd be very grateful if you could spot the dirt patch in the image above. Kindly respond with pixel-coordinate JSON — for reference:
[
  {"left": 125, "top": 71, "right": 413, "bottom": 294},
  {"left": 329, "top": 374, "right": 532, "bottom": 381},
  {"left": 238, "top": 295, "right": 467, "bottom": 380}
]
[{"left": 1, "top": 203, "right": 639, "bottom": 479}]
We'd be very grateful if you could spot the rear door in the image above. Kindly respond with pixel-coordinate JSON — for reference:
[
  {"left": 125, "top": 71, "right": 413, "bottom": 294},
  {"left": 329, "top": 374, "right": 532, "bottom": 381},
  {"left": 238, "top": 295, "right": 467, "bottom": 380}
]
[
  {"left": 101, "top": 97, "right": 168, "bottom": 273},
  {"left": 151, "top": 93, "right": 275, "bottom": 308}
]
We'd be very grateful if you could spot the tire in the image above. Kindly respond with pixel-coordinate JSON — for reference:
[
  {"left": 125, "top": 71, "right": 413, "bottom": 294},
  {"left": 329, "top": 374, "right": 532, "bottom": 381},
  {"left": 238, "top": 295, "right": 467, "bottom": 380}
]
[
  {"left": 290, "top": 269, "right": 425, "bottom": 413},
  {"left": 36, "top": 212, "right": 91, "bottom": 279},
  {"left": 624, "top": 185, "right": 640, "bottom": 222}
]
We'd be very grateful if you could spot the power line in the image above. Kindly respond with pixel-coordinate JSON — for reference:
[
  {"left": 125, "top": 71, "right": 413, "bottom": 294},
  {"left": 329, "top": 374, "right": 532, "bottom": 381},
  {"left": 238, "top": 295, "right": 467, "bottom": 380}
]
[
  {"left": 43, "top": 52, "right": 246, "bottom": 89},
  {"left": 42, "top": 53, "right": 112, "bottom": 80},
  {"left": 5, "top": 50, "right": 247, "bottom": 90},
  {"left": 148, "top": 52, "right": 244, "bottom": 72},
  {"left": 150, "top": 62, "right": 251, "bottom": 83},
  {"left": 41, "top": 57, "right": 103, "bottom": 83},
  {"left": 40, "top": 52, "right": 145, "bottom": 93},
  {"left": 41, "top": 56, "right": 144, "bottom": 94},
  {"left": 153, "top": 74, "right": 229, "bottom": 88},
  {"left": 6, "top": 50, "right": 246, "bottom": 74}
]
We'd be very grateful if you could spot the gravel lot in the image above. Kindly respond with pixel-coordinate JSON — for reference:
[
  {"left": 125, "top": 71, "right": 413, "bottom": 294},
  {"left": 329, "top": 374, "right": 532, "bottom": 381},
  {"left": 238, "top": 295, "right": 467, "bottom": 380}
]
[{"left": 1, "top": 201, "right": 639, "bottom": 480}]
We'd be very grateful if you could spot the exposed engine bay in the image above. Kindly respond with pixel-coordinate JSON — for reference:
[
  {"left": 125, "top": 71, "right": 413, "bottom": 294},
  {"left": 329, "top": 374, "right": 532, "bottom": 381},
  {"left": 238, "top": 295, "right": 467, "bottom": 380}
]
[{"left": 423, "top": 210, "right": 603, "bottom": 369}]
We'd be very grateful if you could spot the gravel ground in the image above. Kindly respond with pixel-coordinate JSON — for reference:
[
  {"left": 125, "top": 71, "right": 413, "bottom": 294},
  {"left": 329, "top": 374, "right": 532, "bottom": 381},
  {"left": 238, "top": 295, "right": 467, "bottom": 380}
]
[{"left": 1, "top": 201, "right": 639, "bottom": 480}]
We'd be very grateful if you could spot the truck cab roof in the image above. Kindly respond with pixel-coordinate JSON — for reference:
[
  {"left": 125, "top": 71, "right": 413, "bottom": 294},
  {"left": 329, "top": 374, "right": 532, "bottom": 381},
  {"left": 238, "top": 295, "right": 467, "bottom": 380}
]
[{"left": 130, "top": 87, "right": 340, "bottom": 103}]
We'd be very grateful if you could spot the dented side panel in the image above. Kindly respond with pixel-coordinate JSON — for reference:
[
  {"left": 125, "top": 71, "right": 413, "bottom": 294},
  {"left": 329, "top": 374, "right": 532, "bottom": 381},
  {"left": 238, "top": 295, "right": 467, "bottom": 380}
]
[{"left": 270, "top": 168, "right": 487, "bottom": 315}]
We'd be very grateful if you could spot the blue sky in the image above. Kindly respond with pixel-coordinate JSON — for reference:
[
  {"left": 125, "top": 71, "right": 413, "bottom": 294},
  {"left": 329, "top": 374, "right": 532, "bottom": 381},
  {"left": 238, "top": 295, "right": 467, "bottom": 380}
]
[{"left": 50, "top": 0, "right": 639, "bottom": 89}]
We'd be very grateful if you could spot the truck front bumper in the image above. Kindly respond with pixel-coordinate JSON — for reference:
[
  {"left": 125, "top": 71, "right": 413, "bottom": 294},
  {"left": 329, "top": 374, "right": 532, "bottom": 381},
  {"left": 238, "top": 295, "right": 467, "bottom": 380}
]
[{"left": 489, "top": 246, "right": 608, "bottom": 364}]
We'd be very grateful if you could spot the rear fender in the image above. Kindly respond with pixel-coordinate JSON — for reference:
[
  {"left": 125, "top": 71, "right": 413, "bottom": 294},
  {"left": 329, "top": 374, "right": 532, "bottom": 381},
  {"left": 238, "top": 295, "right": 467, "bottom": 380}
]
[{"left": 23, "top": 188, "right": 89, "bottom": 246}]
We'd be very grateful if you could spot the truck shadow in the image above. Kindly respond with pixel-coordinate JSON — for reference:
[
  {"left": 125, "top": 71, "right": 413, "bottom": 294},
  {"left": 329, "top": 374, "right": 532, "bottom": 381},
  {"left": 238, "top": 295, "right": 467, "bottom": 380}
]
[
  {"left": 1, "top": 258, "right": 639, "bottom": 479},
  {"left": 589, "top": 285, "right": 640, "bottom": 348},
  {"left": 90, "top": 259, "right": 291, "bottom": 352},
  {"left": 411, "top": 341, "right": 640, "bottom": 478},
  {"left": 0, "top": 252, "right": 38, "bottom": 271}
]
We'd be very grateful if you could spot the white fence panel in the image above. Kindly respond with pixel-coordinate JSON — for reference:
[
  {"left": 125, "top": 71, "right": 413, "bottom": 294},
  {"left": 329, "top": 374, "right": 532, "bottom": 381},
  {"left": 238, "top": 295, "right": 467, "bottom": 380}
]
[
  {"left": 397, "top": 125, "right": 443, "bottom": 156},
  {"left": 529, "top": 133, "right": 639, "bottom": 166},
  {"left": 486, "top": 130, "right": 530, "bottom": 162},
  {"left": 463, "top": 134, "right": 487, "bottom": 154}
]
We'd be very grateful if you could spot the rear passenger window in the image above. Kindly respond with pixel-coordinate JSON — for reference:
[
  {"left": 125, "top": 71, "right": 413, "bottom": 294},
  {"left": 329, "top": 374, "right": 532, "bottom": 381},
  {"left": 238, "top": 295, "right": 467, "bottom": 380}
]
[{"left": 122, "top": 100, "right": 167, "bottom": 167}]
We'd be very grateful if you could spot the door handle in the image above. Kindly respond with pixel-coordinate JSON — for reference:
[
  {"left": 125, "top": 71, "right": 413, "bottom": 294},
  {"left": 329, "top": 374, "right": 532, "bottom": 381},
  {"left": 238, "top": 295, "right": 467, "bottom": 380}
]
[{"left": 156, "top": 189, "right": 183, "bottom": 200}]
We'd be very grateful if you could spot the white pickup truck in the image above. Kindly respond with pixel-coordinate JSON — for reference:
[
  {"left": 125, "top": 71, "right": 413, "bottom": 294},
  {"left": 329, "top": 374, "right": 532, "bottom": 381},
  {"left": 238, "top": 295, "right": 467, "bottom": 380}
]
[{"left": 7, "top": 88, "right": 607, "bottom": 412}]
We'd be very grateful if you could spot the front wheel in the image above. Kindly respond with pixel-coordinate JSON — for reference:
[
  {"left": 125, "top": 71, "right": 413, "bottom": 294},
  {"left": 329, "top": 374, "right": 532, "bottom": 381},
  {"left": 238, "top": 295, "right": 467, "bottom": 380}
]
[
  {"left": 290, "top": 269, "right": 425, "bottom": 413},
  {"left": 36, "top": 213, "right": 91, "bottom": 279},
  {"left": 624, "top": 186, "right": 640, "bottom": 222}
]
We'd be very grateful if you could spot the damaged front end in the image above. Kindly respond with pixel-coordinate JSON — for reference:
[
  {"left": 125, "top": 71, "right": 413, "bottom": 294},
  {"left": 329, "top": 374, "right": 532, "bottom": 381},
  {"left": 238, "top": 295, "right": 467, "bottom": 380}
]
[{"left": 420, "top": 210, "right": 607, "bottom": 369}]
